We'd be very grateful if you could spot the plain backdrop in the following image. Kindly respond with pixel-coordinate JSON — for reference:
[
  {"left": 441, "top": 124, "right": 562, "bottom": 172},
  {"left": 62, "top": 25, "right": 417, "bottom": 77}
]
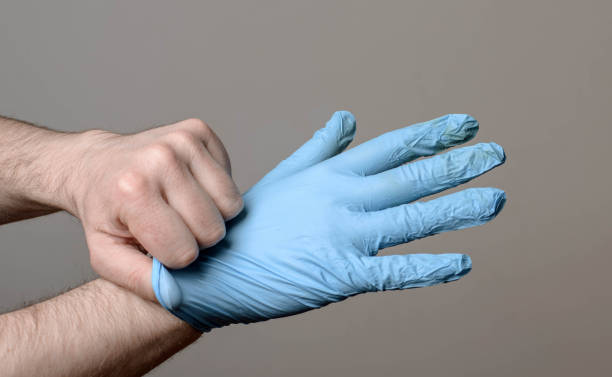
[{"left": 1, "top": 1, "right": 611, "bottom": 376}]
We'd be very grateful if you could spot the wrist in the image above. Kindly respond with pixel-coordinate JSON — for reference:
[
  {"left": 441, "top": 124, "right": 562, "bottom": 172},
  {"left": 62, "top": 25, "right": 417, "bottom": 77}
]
[
  {"left": 12, "top": 129, "right": 100, "bottom": 216},
  {"left": 24, "top": 130, "right": 84, "bottom": 214},
  {"left": 46, "top": 129, "right": 114, "bottom": 215}
]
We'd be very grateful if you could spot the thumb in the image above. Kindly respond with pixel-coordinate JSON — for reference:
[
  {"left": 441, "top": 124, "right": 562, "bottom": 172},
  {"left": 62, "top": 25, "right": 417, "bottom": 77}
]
[
  {"left": 356, "top": 253, "right": 472, "bottom": 292},
  {"left": 86, "top": 231, "right": 155, "bottom": 301},
  {"left": 259, "top": 111, "right": 356, "bottom": 185}
]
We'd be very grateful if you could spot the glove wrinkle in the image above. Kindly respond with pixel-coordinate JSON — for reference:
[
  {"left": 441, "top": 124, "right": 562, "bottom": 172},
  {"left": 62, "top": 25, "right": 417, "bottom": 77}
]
[{"left": 152, "top": 112, "right": 505, "bottom": 332}]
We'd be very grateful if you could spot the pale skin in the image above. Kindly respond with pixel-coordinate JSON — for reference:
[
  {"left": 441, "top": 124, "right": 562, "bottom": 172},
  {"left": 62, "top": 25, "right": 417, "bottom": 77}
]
[
  {"left": 0, "top": 279, "right": 201, "bottom": 377},
  {"left": 0, "top": 115, "right": 243, "bottom": 299},
  {"left": 0, "top": 115, "right": 247, "bottom": 376}
]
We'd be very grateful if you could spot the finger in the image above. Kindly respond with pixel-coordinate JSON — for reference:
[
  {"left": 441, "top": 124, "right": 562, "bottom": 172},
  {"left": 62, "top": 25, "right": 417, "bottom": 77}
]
[
  {"left": 330, "top": 114, "right": 478, "bottom": 176},
  {"left": 162, "top": 168, "right": 227, "bottom": 248},
  {"left": 154, "top": 118, "right": 233, "bottom": 174},
  {"left": 197, "top": 124, "right": 233, "bottom": 175},
  {"left": 161, "top": 127, "right": 243, "bottom": 220},
  {"left": 259, "top": 111, "right": 356, "bottom": 185},
  {"left": 357, "top": 188, "right": 506, "bottom": 253},
  {"left": 355, "top": 253, "right": 472, "bottom": 292},
  {"left": 120, "top": 187, "right": 199, "bottom": 269},
  {"left": 180, "top": 119, "right": 233, "bottom": 174},
  {"left": 186, "top": 143, "right": 243, "bottom": 220},
  {"left": 86, "top": 232, "right": 155, "bottom": 301},
  {"left": 359, "top": 142, "right": 505, "bottom": 210}
]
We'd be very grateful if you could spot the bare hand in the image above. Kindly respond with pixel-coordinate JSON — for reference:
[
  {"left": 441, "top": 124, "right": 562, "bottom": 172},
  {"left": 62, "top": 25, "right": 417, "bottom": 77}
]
[{"left": 67, "top": 119, "right": 243, "bottom": 300}]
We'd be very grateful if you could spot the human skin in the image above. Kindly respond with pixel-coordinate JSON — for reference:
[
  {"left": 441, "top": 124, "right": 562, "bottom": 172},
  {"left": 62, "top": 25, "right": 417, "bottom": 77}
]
[
  {"left": 0, "top": 279, "right": 201, "bottom": 377},
  {"left": 0, "top": 112, "right": 504, "bottom": 376},
  {"left": 0, "top": 114, "right": 244, "bottom": 376},
  {"left": 0, "top": 115, "right": 243, "bottom": 299}
]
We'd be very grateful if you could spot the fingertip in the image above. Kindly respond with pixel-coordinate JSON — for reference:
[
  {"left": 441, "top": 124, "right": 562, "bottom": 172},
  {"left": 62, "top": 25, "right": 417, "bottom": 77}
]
[
  {"left": 459, "top": 254, "right": 472, "bottom": 275},
  {"left": 491, "top": 188, "right": 507, "bottom": 216},
  {"left": 328, "top": 110, "right": 356, "bottom": 147},
  {"left": 449, "top": 113, "right": 479, "bottom": 129},
  {"left": 435, "top": 253, "right": 472, "bottom": 278},
  {"left": 332, "top": 110, "right": 356, "bottom": 127},
  {"left": 484, "top": 142, "right": 506, "bottom": 164},
  {"left": 440, "top": 254, "right": 472, "bottom": 283},
  {"left": 459, "top": 187, "right": 507, "bottom": 221},
  {"left": 404, "top": 253, "right": 473, "bottom": 287},
  {"left": 441, "top": 113, "right": 479, "bottom": 146}
]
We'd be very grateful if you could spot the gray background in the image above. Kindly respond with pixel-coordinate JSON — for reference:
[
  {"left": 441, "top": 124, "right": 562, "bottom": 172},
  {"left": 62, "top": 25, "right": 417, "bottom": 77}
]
[{"left": 1, "top": 1, "right": 611, "bottom": 376}]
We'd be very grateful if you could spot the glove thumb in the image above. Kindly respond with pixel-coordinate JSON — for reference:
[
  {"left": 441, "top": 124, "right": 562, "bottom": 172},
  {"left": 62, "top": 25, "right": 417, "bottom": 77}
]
[{"left": 259, "top": 111, "right": 356, "bottom": 184}]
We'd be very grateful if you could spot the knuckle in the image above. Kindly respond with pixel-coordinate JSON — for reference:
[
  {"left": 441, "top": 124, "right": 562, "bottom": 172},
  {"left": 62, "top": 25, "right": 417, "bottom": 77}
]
[
  {"left": 144, "top": 143, "right": 179, "bottom": 169},
  {"left": 223, "top": 194, "right": 244, "bottom": 219},
  {"left": 184, "top": 118, "right": 210, "bottom": 134},
  {"left": 116, "top": 171, "right": 149, "bottom": 197},
  {"left": 169, "top": 130, "right": 199, "bottom": 148},
  {"left": 200, "top": 223, "right": 226, "bottom": 247},
  {"left": 170, "top": 246, "right": 199, "bottom": 268}
]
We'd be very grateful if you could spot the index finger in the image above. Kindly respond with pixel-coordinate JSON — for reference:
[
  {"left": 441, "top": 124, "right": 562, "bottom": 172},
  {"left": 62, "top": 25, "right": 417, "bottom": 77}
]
[
  {"left": 178, "top": 119, "right": 233, "bottom": 175},
  {"left": 151, "top": 118, "right": 233, "bottom": 175}
]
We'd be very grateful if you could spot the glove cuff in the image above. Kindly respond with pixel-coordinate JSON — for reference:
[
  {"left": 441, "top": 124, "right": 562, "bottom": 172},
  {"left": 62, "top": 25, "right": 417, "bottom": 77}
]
[{"left": 152, "top": 259, "right": 210, "bottom": 332}]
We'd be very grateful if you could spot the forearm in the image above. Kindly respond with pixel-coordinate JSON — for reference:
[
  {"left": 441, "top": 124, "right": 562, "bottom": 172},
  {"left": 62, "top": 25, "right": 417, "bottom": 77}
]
[
  {"left": 0, "top": 279, "right": 201, "bottom": 377},
  {"left": 0, "top": 115, "right": 81, "bottom": 223}
]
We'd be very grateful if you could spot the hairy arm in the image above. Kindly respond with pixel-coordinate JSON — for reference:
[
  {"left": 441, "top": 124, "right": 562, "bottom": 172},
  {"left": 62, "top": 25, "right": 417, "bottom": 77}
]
[
  {"left": 0, "top": 279, "right": 201, "bottom": 377},
  {"left": 0, "top": 115, "right": 78, "bottom": 223}
]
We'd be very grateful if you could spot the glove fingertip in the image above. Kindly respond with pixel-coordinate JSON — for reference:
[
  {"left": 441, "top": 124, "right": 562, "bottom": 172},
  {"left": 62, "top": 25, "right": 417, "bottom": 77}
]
[
  {"left": 432, "top": 253, "right": 472, "bottom": 280},
  {"left": 436, "top": 254, "right": 472, "bottom": 284},
  {"left": 461, "top": 187, "right": 507, "bottom": 221},
  {"left": 319, "top": 111, "right": 355, "bottom": 151},
  {"left": 492, "top": 189, "right": 507, "bottom": 217},
  {"left": 458, "top": 253, "right": 472, "bottom": 276},
  {"left": 331, "top": 110, "right": 356, "bottom": 125},
  {"left": 477, "top": 141, "right": 506, "bottom": 164},
  {"left": 328, "top": 110, "right": 356, "bottom": 144},
  {"left": 440, "top": 113, "right": 479, "bottom": 146}
]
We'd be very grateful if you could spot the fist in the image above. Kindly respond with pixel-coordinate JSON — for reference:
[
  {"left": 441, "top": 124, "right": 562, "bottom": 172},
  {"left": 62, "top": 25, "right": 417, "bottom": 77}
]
[{"left": 68, "top": 118, "right": 243, "bottom": 300}]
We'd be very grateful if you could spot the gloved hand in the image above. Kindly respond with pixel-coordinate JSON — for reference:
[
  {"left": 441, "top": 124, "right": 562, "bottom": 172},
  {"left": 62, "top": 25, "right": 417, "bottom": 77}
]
[{"left": 152, "top": 111, "right": 506, "bottom": 332}]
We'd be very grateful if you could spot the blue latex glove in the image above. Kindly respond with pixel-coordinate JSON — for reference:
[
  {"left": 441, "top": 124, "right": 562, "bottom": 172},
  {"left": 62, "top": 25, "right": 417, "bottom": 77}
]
[{"left": 152, "top": 111, "right": 506, "bottom": 332}]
